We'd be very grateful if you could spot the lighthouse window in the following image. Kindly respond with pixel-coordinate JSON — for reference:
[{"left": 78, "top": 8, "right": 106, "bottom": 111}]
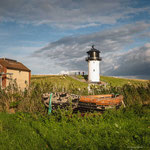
[{"left": 93, "top": 69, "right": 95, "bottom": 72}]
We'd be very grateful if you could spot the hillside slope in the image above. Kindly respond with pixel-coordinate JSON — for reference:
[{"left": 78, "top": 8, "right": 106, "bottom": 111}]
[
  {"left": 101, "top": 76, "right": 148, "bottom": 87},
  {"left": 71, "top": 75, "right": 148, "bottom": 87}
]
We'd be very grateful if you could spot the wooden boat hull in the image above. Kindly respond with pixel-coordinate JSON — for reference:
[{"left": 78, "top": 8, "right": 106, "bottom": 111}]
[
  {"left": 77, "top": 94, "right": 123, "bottom": 111},
  {"left": 79, "top": 95, "right": 123, "bottom": 106}
]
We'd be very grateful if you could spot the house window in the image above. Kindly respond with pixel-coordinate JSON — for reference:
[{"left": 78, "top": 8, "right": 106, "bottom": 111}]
[{"left": 25, "top": 80, "right": 27, "bottom": 84}]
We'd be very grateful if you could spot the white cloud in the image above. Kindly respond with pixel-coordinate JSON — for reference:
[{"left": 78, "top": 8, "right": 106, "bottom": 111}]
[
  {"left": 105, "top": 43, "right": 150, "bottom": 76},
  {"left": 0, "top": 0, "right": 149, "bottom": 29}
]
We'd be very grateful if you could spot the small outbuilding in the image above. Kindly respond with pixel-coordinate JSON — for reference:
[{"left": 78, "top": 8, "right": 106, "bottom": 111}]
[{"left": 0, "top": 58, "right": 31, "bottom": 90}]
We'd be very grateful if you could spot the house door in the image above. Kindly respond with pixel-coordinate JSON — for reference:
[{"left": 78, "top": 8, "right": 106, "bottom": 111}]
[{"left": 0, "top": 76, "right": 2, "bottom": 87}]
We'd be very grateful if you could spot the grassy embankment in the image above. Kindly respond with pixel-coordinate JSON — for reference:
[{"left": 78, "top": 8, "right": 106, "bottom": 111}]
[
  {"left": 0, "top": 75, "right": 150, "bottom": 149},
  {"left": 31, "top": 75, "right": 88, "bottom": 92},
  {"left": 76, "top": 75, "right": 148, "bottom": 87},
  {"left": 101, "top": 76, "right": 148, "bottom": 87}
]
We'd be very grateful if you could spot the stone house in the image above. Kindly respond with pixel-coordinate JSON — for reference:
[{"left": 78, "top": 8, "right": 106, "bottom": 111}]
[{"left": 0, "top": 58, "right": 31, "bottom": 90}]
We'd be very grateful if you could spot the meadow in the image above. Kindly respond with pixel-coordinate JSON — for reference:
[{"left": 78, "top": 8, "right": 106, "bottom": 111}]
[
  {"left": 76, "top": 75, "right": 148, "bottom": 87},
  {"left": 0, "top": 75, "right": 150, "bottom": 149}
]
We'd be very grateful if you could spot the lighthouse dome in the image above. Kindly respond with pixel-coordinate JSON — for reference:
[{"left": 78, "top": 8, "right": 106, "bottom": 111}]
[{"left": 86, "top": 45, "right": 102, "bottom": 61}]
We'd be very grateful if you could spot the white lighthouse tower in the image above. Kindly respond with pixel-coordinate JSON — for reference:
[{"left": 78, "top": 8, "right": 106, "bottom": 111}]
[{"left": 86, "top": 45, "right": 102, "bottom": 83}]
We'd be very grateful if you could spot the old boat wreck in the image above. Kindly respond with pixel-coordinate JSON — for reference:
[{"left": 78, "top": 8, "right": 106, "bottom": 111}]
[{"left": 42, "top": 93, "right": 124, "bottom": 112}]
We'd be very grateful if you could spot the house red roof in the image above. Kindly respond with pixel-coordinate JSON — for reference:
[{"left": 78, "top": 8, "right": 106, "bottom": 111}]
[{"left": 0, "top": 58, "right": 31, "bottom": 72}]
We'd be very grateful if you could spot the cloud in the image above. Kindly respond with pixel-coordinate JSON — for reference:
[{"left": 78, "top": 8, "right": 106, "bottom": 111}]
[
  {"left": 32, "top": 21, "right": 150, "bottom": 77},
  {"left": 0, "top": 0, "right": 150, "bottom": 29},
  {"left": 105, "top": 43, "right": 150, "bottom": 77}
]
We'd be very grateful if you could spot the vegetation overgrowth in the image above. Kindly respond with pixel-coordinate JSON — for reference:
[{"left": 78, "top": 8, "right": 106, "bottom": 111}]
[
  {"left": 0, "top": 75, "right": 150, "bottom": 113},
  {"left": 0, "top": 75, "right": 150, "bottom": 149}
]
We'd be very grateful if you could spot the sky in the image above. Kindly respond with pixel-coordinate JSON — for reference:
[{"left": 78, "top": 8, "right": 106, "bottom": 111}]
[{"left": 0, "top": 0, "right": 150, "bottom": 79}]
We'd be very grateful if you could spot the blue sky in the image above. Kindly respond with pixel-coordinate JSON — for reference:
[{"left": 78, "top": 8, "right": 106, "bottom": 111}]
[{"left": 0, "top": 0, "right": 150, "bottom": 79}]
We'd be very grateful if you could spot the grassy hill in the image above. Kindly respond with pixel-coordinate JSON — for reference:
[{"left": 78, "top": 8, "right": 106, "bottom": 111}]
[
  {"left": 100, "top": 76, "right": 148, "bottom": 87},
  {"left": 31, "top": 75, "right": 88, "bottom": 89},
  {"left": 31, "top": 75, "right": 149, "bottom": 88}
]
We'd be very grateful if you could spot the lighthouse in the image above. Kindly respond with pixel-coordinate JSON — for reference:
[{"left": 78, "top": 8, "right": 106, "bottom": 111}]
[{"left": 86, "top": 45, "right": 102, "bottom": 83}]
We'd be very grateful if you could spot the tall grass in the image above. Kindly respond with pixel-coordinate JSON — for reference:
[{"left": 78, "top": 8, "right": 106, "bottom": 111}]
[{"left": 0, "top": 75, "right": 150, "bottom": 113}]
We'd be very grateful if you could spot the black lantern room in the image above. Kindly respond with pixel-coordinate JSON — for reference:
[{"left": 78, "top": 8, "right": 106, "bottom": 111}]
[{"left": 86, "top": 45, "right": 102, "bottom": 61}]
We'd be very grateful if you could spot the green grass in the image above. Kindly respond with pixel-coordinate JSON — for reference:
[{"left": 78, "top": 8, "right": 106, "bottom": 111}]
[
  {"left": 101, "top": 76, "right": 148, "bottom": 87},
  {"left": 0, "top": 107, "right": 150, "bottom": 150},
  {"left": 31, "top": 75, "right": 88, "bottom": 93},
  {"left": 0, "top": 113, "right": 47, "bottom": 150},
  {"left": 75, "top": 75, "right": 149, "bottom": 87}
]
